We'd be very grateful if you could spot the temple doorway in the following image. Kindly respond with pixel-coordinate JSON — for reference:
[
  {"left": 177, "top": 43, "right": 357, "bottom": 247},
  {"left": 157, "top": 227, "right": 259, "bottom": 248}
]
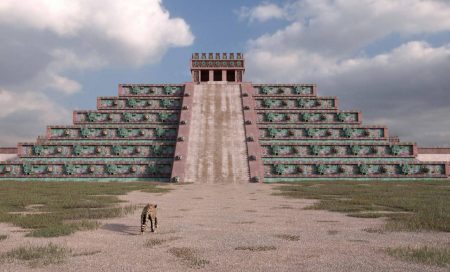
[
  {"left": 213, "top": 70, "right": 222, "bottom": 81},
  {"left": 227, "top": 70, "right": 235, "bottom": 82},
  {"left": 200, "top": 70, "right": 209, "bottom": 82}
]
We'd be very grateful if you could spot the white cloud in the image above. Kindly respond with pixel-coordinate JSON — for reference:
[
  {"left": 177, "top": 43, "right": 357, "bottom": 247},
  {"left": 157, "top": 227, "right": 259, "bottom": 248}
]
[
  {"left": 47, "top": 74, "right": 82, "bottom": 95},
  {"left": 238, "top": 3, "right": 285, "bottom": 23},
  {"left": 0, "top": 88, "right": 70, "bottom": 146},
  {"left": 244, "top": 0, "right": 450, "bottom": 146},
  {"left": 0, "top": 0, "right": 194, "bottom": 146},
  {"left": 0, "top": 0, "right": 194, "bottom": 66},
  {"left": 247, "top": 0, "right": 450, "bottom": 56}
]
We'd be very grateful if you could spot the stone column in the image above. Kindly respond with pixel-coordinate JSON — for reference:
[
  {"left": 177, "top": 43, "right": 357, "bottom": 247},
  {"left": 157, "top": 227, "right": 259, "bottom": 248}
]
[
  {"left": 235, "top": 70, "right": 238, "bottom": 82},
  {"left": 236, "top": 70, "right": 242, "bottom": 82},
  {"left": 209, "top": 70, "right": 214, "bottom": 82},
  {"left": 192, "top": 70, "right": 199, "bottom": 84},
  {"left": 222, "top": 70, "right": 227, "bottom": 82}
]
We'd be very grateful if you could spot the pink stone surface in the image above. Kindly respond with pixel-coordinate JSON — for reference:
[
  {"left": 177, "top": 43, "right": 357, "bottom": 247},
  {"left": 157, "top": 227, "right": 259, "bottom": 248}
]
[
  {"left": 184, "top": 83, "right": 249, "bottom": 184},
  {"left": 170, "top": 83, "right": 194, "bottom": 182}
]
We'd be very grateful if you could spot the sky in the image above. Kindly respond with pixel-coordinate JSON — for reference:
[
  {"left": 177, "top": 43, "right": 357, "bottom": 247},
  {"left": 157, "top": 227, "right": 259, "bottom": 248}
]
[{"left": 0, "top": 0, "right": 450, "bottom": 146}]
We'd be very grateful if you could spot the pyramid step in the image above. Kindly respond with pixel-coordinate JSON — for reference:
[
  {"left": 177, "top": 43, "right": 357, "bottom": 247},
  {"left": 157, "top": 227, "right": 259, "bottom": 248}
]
[
  {"left": 260, "top": 140, "right": 392, "bottom": 145},
  {"left": 260, "top": 142, "right": 416, "bottom": 157},
  {"left": 97, "top": 97, "right": 183, "bottom": 110},
  {"left": 40, "top": 140, "right": 176, "bottom": 145},
  {"left": 47, "top": 125, "right": 177, "bottom": 140},
  {"left": 258, "top": 125, "right": 387, "bottom": 139},
  {"left": 256, "top": 110, "right": 360, "bottom": 124},
  {"left": 18, "top": 143, "right": 175, "bottom": 158},
  {"left": 254, "top": 97, "right": 338, "bottom": 110},
  {"left": 263, "top": 158, "right": 416, "bottom": 163},
  {"left": 0, "top": 161, "right": 172, "bottom": 178},
  {"left": 21, "top": 158, "right": 172, "bottom": 163},
  {"left": 119, "top": 84, "right": 184, "bottom": 96},
  {"left": 73, "top": 110, "right": 180, "bottom": 124},
  {"left": 252, "top": 84, "right": 316, "bottom": 96},
  {"left": 263, "top": 161, "right": 448, "bottom": 178}
]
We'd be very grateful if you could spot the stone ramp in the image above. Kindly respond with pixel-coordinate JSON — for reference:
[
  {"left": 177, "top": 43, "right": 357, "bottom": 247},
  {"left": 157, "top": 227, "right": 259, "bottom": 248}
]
[{"left": 185, "top": 83, "right": 249, "bottom": 184}]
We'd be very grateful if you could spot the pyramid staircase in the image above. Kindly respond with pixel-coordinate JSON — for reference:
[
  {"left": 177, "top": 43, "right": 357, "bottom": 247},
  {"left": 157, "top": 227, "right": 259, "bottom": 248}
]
[
  {"left": 241, "top": 83, "right": 450, "bottom": 182},
  {"left": 0, "top": 84, "right": 191, "bottom": 181}
]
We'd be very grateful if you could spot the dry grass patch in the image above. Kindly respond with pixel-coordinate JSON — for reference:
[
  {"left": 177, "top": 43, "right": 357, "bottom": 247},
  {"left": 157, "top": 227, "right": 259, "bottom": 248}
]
[
  {"left": 155, "top": 229, "right": 178, "bottom": 235},
  {"left": 28, "top": 220, "right": 100, "bottom": 238},
  {"left": 0, "top": 181, "right": 168, "bottom": 237},
  {"left": 145, "top": 237, "right": 179, "bottom": 248},
  {"left": 168, "top": 247, "right": 209, "bottom": 269},
  {"left": 145, "top": 238, "right": 166, "bottom": 248},
  {"left": 348, "top": 239, "right": 369, "bottom": 243},
  {"left": 1, "top": 243, "right": 70, "bottom": 268},
  {"left": 363, "top": 228, "right": 385, "bottom": 234},
  {"left": 235, "top": 245, "right": 276, "bottom": 252},
  {"left": 274, "top": 234, "right": 300, "bottom": 241},
  {"left": 271, "top": 205, "right": 294, "bottom": 210},
  {"left": 327, "top": 230, "right": 339, "bottom": 235},
  {"left": 275, "top": 180, "right": 450, "bottom": 232},
  {"left": 386, "top": 245, "right": 450, "bottom": 267},
  {"left": 72, "top": 250, "right": 101, "bottom": 257},
  {"left": 232, "top": 221, "right": 255, "bottom": 225}
]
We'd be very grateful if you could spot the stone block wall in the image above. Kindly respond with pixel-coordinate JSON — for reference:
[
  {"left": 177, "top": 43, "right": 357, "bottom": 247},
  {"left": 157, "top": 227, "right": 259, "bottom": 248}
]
[
  {"left": 241, "top": 84, "right": 449, "bottom": 181},
  {"left": 0, "top": 84, "right": 188, "bottom": 180}
]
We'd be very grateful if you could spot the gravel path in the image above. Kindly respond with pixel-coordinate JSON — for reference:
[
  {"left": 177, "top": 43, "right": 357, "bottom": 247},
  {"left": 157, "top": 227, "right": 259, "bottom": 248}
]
[
  {"left": 1, "top": 183, "right": 449, "bottom": 272},
  {"left": 185, "top": 83, "right": 249, "bottom": 184}
]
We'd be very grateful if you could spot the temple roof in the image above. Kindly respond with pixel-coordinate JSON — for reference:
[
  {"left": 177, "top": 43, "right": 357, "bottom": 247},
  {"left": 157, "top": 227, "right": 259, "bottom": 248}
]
[{"left": 191, "top": 52, "right": 245, "bottom": 69}]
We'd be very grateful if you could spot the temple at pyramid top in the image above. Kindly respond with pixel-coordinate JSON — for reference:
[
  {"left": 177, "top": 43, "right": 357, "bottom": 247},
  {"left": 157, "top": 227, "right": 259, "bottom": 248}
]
[{"left": 190, "top": 52, "right": 245, "bottom": 83}]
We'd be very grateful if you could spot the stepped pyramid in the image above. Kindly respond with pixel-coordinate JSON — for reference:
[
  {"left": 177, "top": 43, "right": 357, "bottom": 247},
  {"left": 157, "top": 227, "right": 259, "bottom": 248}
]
[{"left": 0, "top": 52, "right": 449, "bottom": 181}]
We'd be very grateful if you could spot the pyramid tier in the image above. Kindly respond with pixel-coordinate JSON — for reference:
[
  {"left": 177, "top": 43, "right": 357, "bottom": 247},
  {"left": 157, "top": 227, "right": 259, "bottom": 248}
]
[
  {"left": 258, "top": 125, "right": 387, "bottom": 140},
  {"left": 0, "top": 160, "right": 172, "bottom": 178},
  {"left": 73, "top": 110, "right": 180, "bottom": 124},
  {"left": 243, "top": 83, "right": 450, "bottom": 181},
  {"left": 260, "top": 142, "right": 416, "bottom": 158},
  {"left": 18, "top": 142, "right": 175, "bottom": 158},
  {"left": 252, "top": 84, "right": 316, "bottom": 96},
  {"left": 263, "top": 161, "right": 448, "bottom": 179},
  {"left": 119, "top": 84, "right": 185, "bottom": 96},
  {"left": 254, "top": 96, "right": 338, "bottom": 110},
  {"left": 46, "top": 125, "right": 178, "bottom": 140},
  {"left": 97, "top": 97, "right": 183, "bottom": 110},
  {"left": 256, "top": 110, "right": 360, "bottom": 124}
]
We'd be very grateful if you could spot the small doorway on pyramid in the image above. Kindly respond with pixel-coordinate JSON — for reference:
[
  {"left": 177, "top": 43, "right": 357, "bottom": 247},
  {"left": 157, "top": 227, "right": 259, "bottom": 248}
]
[
  {"left": 213, "top": 70, "right": 222, "bottom": 81},
  {"left": 227, "top": 70, "right": 235, "bottom": 82},
  {"left": 200, "top": 70, "right": 209, "bottom": 82}
]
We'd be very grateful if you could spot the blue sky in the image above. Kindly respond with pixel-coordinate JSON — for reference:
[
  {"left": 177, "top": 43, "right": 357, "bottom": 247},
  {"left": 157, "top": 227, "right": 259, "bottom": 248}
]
[{"left": 1, "top": 0, "right": 450, "bottom": 146}]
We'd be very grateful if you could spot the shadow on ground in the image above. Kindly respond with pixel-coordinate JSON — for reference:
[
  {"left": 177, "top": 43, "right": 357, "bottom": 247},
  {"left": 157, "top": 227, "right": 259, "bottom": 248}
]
[{"left": 102, "top": 223, "right": 140, "bottom": 236}]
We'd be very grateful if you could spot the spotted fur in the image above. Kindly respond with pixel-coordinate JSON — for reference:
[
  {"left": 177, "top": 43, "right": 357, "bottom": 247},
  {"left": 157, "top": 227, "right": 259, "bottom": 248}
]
[{"left": 141, "top": 203, "right": 158, "bottom": 234}]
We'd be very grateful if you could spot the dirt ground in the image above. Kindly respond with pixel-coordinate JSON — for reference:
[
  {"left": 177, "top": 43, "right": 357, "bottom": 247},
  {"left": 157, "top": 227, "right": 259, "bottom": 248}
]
[{"left": 1, "top": 183, "right": 449, "bottom": 272}]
